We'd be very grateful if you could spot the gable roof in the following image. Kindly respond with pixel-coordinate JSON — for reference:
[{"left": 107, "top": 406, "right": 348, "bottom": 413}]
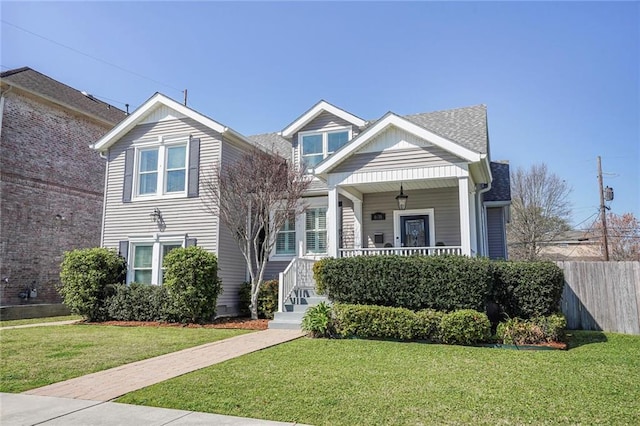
[
  {"left": 281, "top": 100, "right": 367, "bottom": 138},
  {"left": 403, "top": 104, "right": 488, "bottom": 154},
  {"left": 92, "top": 92, "right": 253, "bottom": 152},
  {"left": 315, "top": 111, "right": 485, "bottom": 176},
  {"left": 0, "top": 67, "right": 126, "bottom": 125}
]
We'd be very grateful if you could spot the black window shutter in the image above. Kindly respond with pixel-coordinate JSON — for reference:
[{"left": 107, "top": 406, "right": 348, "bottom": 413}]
[
  {"left": 186, "top": 238, "right": 197, "bottom": 247},
  {"left": 187, "top": 137, "right": 200, "bottom": 198},
  {"left": 118, "top": 241, "right": 129, "bottom": 260},
  {"left": 122, "top": 148, "right": 135, "bottom": 203}
]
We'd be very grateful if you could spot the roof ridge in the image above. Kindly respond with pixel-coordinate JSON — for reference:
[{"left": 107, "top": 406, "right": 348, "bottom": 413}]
[
  {"left": 0, "top": 66, "right": 32, "bottom": 78},
  {"left": 403, "top": 103, "right": 486, "bottom": 118}
]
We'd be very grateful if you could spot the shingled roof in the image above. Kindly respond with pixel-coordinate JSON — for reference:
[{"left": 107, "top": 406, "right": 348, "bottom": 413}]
[
  {"left": 1, "top": 67, "right": 126, "bottom": 125},
  {"left": 403, "top": 104, "right": 488, "bottom": 154},
  {"left": 246, "top": 132, "right": 290, "bottom": 157},
  {"left": 484, "top": 161, "right": 511, "bottom": 202}
]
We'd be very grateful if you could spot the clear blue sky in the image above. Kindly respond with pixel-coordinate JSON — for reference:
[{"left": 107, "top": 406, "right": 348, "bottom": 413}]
[{"left": 2, "top": 1, "right": 638, "bottom": 227}]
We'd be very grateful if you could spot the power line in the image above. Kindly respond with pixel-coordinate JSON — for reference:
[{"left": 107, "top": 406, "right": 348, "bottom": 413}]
[{"left": 1, "top": 20, "right": 184, "bottom": 94}]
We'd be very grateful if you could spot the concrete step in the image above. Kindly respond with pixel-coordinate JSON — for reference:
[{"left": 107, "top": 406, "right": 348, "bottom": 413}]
[
  {"left": 288, "top": 296, "right": 328, "bottom": 306},
  {"left": 273, "top": 311, "right": 305, "bottom": 322},
  {"left": 268, "top": 319, "right": 303, "bottom": 330}
]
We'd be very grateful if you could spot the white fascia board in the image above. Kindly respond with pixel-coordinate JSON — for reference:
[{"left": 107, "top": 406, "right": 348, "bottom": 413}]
[
  {"left": 92, "top": 93, "right": 228, "bottom": 152},
  {"left": 281, "top": 100, "right": 366, "bottom": 138},
  {"left": 316, "top": 113, "right": 483, "bottom": 175}
]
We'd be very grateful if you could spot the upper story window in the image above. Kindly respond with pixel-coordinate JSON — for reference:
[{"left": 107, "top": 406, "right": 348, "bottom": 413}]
[
  {"left": 134, "top": 140, "right": 188, "bottom": 198},
  {"left": 300, "top": 128, "right": 351, "bottom": 169}
]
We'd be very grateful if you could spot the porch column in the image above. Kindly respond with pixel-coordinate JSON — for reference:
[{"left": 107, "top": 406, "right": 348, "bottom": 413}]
[
  {"left": 353, "top": 199, "right": 363, "bottom": 248},
  {"left": 327, "top": 186, "right": 340, "bottom": 257},
  {"left": 458, "top": 177, "right": 471, "bottom": 256}
]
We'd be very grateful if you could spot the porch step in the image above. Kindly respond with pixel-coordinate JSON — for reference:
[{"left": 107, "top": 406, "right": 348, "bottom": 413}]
[{"left": 268, "top": 295, "right": 328, "bottom": 330}]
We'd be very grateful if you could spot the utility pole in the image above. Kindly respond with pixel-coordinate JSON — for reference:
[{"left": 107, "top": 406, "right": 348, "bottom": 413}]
[{"left": 597, "top": 156, "right": 609, "bottom": 261}]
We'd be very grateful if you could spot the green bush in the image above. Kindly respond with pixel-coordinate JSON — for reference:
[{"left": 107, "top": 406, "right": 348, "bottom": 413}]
[
  {"left": 438, "top": 309, "right": 491, "bottom": 345},
  {"left": 58, "top": 247, "right": 126, "bottom": 321},
  {"left": 106, "top": 283, "right": 170, "bottom": 321},
  {"left": 301, "top": 302, "right": 335, "bottom": 338},
  {"left": 413, "top": 309, "right": 445, "bottom": 342},
  {"left": 314, "top": 255, "right": 492, "bottom": 312},
  {"left": 163, "top": 246, "right": 222, "bottom": 323},
  {"left": 238, "top": 279, "right": 279, "bottom": 319},
  {"left": 333, "top": 304, "right": 416, "bottom": 340},
  {"left": 497, "top": 314, "right": 567, "bottom": 345},
  {"left": 492, "top": 261, "right": 565, "bottom": 319}
]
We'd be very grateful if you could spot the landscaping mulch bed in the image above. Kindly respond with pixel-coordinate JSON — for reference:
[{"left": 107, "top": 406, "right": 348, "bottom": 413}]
[{"left": 80, "top": 317, "right": 269, "bottom": 330}]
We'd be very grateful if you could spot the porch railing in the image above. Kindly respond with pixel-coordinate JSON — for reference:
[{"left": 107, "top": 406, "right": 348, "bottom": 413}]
[
  {"left": 278, "top": 257, "right": 317, "bottom": 312},
  {"left": 339, "top": 246, "right": 463, "bottom": 257}
]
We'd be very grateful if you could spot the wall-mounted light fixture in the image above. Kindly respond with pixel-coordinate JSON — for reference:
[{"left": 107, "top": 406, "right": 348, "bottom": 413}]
[
  {"left": 395, "top": 184, "right": 408, "bottom": 210},
  {"left": 150, "top": 208, "right": 163, "bottom": 224}
]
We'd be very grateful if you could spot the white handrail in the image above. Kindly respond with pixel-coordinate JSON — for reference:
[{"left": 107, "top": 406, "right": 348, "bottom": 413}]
[
  {"left": 339, "top": 246, "right": 463, "bottom": 257},
  {"left": 278, "top": 258, "right": 298, "bottom": 312}
]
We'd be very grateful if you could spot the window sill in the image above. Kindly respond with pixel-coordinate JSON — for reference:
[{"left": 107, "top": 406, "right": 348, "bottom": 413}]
[{"left": 131, "top": 192, "right": 189, "bottom": 202}]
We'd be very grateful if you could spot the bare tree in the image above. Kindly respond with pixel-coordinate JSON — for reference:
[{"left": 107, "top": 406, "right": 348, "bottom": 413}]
[
  {"left": 203, "top": 148, "right": 311, "bottom": 319},
  {"left": 508, "top": 163, "right": 572, "bottom": 261},
  {"left": 593, "top": 212, "right": 640, "bottom": 261}
]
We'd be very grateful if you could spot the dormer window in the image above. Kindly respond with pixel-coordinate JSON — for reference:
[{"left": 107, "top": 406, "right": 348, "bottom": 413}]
[{"left": 300, "top": 128, "right": 351, "bottom": 169}]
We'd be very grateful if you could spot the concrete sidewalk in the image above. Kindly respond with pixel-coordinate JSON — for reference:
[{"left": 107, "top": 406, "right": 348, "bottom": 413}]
[
  {"left": 0, "top": 393, "right": 309, "bottom": 425},
  {"left": 23, "top": 329, "right": 305, "bottom": 401}
]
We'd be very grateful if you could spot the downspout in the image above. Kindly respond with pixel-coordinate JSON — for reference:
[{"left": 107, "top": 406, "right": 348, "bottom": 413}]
[
  {"left": 477, "top": 182, "right": 492, "bottom": 257},
  {"left": 99, "top": 149, "right": 109, "bottom": 248}
]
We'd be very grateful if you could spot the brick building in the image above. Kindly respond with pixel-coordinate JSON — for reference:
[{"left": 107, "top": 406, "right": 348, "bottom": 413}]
[{"left": 0, "top": 67, "right": 126, "bottom": 306}]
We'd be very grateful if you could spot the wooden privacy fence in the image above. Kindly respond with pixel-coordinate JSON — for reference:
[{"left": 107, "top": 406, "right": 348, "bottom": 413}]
[{"left": 557, "top": 261, "right": 640, "bottom": 335}]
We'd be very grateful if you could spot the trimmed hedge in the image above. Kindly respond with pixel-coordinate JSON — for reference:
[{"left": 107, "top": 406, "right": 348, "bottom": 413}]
[
  {"left": 492, "top": 261, "right": 565, "bottom": 319},
  {"left": 497, "top": 314, "right": 567, "bottom": 345},
  {"left": 106, "top": 283, "right": 170, "bottom": 322},
  {"left": 163, "top": 246, "right": 222, "bottom": 323},
  {"left": 331, "top": 303, "right": 491, "bottom": 345},
  {"left": 58, "top": 248, "right": 126, "bottom": 321},
  {"left": 334, "top": 304, "right": 416, "bottom": 340},
  {"left": 315, "top": 255, "right": 492, "bottom": 312},
  {"left": 238, "top": 279, "right": 279, "bottom": 319}
]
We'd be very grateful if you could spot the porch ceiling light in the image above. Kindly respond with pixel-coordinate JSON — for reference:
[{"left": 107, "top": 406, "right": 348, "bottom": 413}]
[{"left": 395, "top": 184, "right": 408, "bottom": 210}]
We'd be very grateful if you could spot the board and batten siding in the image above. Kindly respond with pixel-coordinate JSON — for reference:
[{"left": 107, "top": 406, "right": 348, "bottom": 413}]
[
  {"left": 486, "top": 207, "right": 507, "bottom": 259},
  {"left": 216, "top": 140, "right": 251, "bottom": 313},
  {"left": 362, "top": 187, "right": 460, "bottom": 248}
]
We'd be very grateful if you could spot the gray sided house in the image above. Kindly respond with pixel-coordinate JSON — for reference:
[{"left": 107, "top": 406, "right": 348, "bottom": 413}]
[
  {"left": 0, "top": 67, "right": 126, "bottom": 307},
  {"left": 93, "top": 95, "right": 510, "bottom": 318}
]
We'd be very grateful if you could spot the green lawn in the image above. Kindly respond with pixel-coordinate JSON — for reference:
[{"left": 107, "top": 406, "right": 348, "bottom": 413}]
[
  {"left": 118, "top": 331, "right": 640, "bottom": 425},
  {"left": 0, "top": 315, "right": 82, "bottom": 328},
  {"left": 0, "top": 325, "right": 251, "bottom": 393}
]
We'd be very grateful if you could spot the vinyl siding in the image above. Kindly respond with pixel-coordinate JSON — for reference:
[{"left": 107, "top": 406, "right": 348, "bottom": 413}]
[
  {"left": 340, "top": 196, "right": 355, "bottom": 249},
  {"left": 263, "top": 260, "right": 290, "bottom": 281},
  {"left": 216, "top": 140, "right": 250, "bottom": 313},
  {"left": 293, "top": 111, "right": 361, "bottom": 170},
  {"left": 362, "top": 187, "right": 461, "bottom": 248},
  {"left": 486, "top": 207, "right": 507, "bottom": 259},
  {"left": 332, "top": 146, "right": 460, "bottom": 174}
]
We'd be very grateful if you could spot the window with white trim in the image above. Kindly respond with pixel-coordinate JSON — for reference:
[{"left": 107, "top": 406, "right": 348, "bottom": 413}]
[
  {"left": 135, "top": 142, "right": 187, "bottom": 198},
  {"left": 129, "top": 240, "right": 183, "bottom": 285},
  {"left": 275, "top": 213, "right": 296, "bottom": 255},
  {"left": 305, "top": 207, "right": 327, "bottom": 254},
  {"left": 300, "top": 128, "right": 350, "bottom": 169}
]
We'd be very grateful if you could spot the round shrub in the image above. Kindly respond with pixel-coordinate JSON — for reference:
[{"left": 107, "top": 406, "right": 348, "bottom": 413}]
[
  {"left": 58, "top": 247, "right": 126, "bottom": 321},
  {"left": 497, "top": 314, "right": 567, "bottom": 345},
  {"left": 106, "top": 283, "right": 170, "bottom": 322},
  {"left": 333, "top": 303, "right": 416, "bottom": 340},
  {"left": 238, "top": 279, "right": 279, "bottom": 319},
  {"left": 438, "top": 309, "right": 491, "bottom": 345},
  {"left": 162, "top": 246, "right": 222, "bottom": 323}
]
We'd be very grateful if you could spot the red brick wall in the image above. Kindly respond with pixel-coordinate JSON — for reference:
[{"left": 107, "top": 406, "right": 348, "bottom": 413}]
[{"left": 0, "top": 92, "right": 113, "bottom": 305}]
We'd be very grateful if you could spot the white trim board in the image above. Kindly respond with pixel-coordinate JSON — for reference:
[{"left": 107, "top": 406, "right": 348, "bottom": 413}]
[{"left": 393, "top": 208, "right": 436, "bottom": 248}]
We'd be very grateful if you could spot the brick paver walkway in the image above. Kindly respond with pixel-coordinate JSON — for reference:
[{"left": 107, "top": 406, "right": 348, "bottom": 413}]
[
  {"left": 23, "top": 329, "right": 304, "bottom": 401},
  {"left": 1, "top": 319, "right": 80, "bottom": 330}
]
